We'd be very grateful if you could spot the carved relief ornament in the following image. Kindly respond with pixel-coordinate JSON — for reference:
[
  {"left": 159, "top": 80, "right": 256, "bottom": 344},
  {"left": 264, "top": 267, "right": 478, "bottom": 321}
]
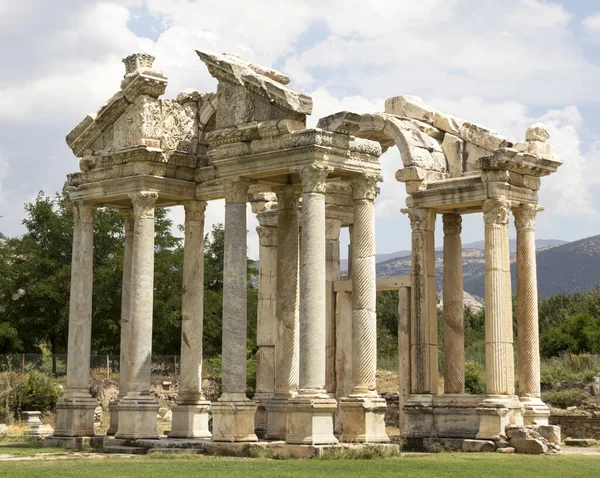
[
  {"left": 442, "top": 213, "right": 462, "bottom": 235},
  {"left": 223, "top": 179, "right": 250, "bottom": 204},
  {"left": 406, "top": 208, "right": 435, "bottom": 232},
  {"left": 257, "top": 225, "right": 278, "bottom": 247},
  {"left": 274, "top": 186, "right": 300, "bottom": 210},
  {"left": 293, "top": 164, "right": 333, "bottom": 194},
  {"left": 352, "top": 174, "right": 381, "bottom": 201},
  {"left": 183, "top": 200, "right": 207, "bottom": 223},
  {"left": 73, "top": 202, "right": 96, "bottom": 224},
  {"left": 128, "top": 191, "right": 159, "bottom": 218},
  {"left": 514, "top": 204, "right": 538, "bottom": 229},
  {"left": 483, "top": 198, "right": 510, "bottom": 226}
]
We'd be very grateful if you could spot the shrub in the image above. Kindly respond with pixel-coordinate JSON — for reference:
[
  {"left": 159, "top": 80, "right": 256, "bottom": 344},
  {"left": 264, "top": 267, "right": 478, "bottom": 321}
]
[
  {"left": 20, "top": 370, "right": 62, "bottom": 413},
  {"left": 0, "top": 372, "right": 21, "bottom": 423},
  {"left": 541, "top": 389, "right": 590, "bottom": 409},
  {"left": 464, "top": 361, "right": 486, "bottom": 394}
]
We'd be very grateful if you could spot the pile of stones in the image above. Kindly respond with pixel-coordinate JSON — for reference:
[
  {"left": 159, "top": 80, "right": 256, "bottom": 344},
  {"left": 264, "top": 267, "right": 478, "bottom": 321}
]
[{"left": 505, "top": 425, "right": 561, "bottom": 454}]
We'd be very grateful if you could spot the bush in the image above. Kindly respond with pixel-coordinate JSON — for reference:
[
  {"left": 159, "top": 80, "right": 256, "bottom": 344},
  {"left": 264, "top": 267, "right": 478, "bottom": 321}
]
[
  {"left": 464, "top": 361, "right": 486, "bottom": 394},
  {"left": 0, "top": 372, "right": 21, "bottom": 423},
  {"left": 20, "top": 371, "right": 62, "bottom": 413},
  {"left": 541, "top": 389, "right": 590, "bottom": 409}
]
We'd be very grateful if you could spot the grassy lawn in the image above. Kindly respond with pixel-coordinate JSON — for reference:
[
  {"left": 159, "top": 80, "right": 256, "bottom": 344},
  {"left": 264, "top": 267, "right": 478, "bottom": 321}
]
[
  {"left": 1, "top": 453, "right": 600, "bottom": 478},
  {"left": 0, "top": 436, "right": 66, "bottom": 457}
]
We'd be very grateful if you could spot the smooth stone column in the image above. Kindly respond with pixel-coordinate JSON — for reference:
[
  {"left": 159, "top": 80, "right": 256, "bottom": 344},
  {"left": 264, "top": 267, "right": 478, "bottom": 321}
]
[
  {"left": 406, "top": 207, "right": 438, "bottom": 395},
  {"left": 54, "top": 202, "right": 97, "bottom": 438},
  {"left": 212, "top": 179, "right": 257, "bottom": 442},
  {"left": 266, "top": 187, "right": 299, "bottom": 440},
  {"left": 286, "top": 164, "right": 338, "bottom": 445},
  {"left": 116, "top": 191, "right": 160, "bottom": 439},
  {"left": 108, "top": 210, "right": 134, "bottom": 435},
  {"left": 169, "top": 200, "right": 211, "bottom": 438},
  {"left": 515, "top": 204, "right": 549, "bottom": 425},
  {"left": 477, "top": 198, "right": 521, "bottom": 440},
  {"left": 254, "top": 224, "right": 278, "bottom": 437},
  {"left": 325, "top": 218, "right": 341, "bottom": 395},
  {"left": 341, "top": 175, "right": 389, "bottom": 443},
  {"left": 442, "top": 214, "right": 465, "bottom": 394},
  {"left": 397, "top": 286, "right": 411, "bottom": 434}
]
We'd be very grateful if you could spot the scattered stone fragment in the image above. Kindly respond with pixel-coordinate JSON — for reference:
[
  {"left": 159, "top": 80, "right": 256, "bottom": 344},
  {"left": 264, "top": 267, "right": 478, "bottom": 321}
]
[
  {"left": 496, "top": 447, "right": 515, "bottom": 453},
  {"left": 526, "top": 123, "right": 550, "bottom": 142},
  {"left": 510, "top": 437, "right": 548, "bottom": 455},
  {"left": 564, "top": 438, "right": 597, "bottom": 447},
  {"left": 462, "top": 439, "right": 496, "bottom": 453},
  {"left": 538, "top": 425, "right": 561, "bottom": 445}
]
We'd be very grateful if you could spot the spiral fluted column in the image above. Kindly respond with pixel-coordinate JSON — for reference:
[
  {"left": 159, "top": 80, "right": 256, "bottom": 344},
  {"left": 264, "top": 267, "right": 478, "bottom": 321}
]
[
  {"left": 443, "top": 214, "right": 465, "bottom": 394},
  {"left": 169, "top": 200, "right": 211, "bottom": 438}
]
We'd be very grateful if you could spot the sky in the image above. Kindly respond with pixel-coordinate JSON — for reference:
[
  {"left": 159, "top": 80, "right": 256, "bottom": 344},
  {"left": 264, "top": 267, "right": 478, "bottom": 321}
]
[{"left": 0, "top": 0, "right": 599, "bottom": 259}]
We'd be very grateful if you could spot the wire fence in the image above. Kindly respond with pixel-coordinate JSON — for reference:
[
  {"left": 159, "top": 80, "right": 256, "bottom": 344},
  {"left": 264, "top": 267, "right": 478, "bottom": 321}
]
[{"left": 0, "top": 354, "right": 182, "bottom": 379}]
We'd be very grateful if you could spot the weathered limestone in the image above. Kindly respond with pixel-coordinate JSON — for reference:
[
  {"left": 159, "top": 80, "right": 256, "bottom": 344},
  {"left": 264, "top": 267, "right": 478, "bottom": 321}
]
[
  {"left": 286, "top": 165, "right": 338, "bottom": 445},
  {"left": 397, "top": 286, "right": 411, "bottom": 434},
  {"left": 341, "top": 175, "right": 388, "bottom": 443},
  {"left": 212, "top": 179, "right": 258, "bottom": 443},
  {"left": 108, "top": 210, "right": 134, "bottom": 435},
  {"left": 116, "top": 192, "right": 160, "bottom": 439},
  {"left": 54, "top": 202, "right": 97, "bottom": 438},
  {"left": 254, "top": 224, "right": 278, "bottom": 438},
  {"left": 515, "top": 204, "right": 549, "bottom": 425},
  {"left": 169, "top": 200, "right": 211, "bottom": 438},
  {"left": 266, "top": 187, "right": 299, "bottom": 440},
  {"left": 442, "top": 214, "right": 464, "bottom": 394},
  {"left": 325, "top": 218, "right": 341, "bottom": 395}
]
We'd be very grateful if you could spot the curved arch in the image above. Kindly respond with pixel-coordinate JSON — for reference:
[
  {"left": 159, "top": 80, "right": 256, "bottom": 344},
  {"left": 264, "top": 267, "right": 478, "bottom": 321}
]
[{"left": 355, "top": 113, "right": 447, "bottom": 173}]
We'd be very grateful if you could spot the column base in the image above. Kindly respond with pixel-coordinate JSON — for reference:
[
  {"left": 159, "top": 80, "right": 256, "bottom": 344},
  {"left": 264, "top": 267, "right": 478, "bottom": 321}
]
[
  {"left": 211, "top": 398, "right": 258, "bottom": 442},
  {"left": 286, "top": 395, "right": 338, "bottom": 445},
  {"left": 520, "top": 397, "right": 550, "bottom": 425},
  {"left": 54, "top": 394, "right": 97, "bottom": 437},
  {"left": 168, "top": 401, "right": 212, "bottom": 439},
  {"left": 265, "top": 397, "right": 290, "bottom": 440},
  {"left": 339, "top": 396, "right": 390, "bottom": 443},
  {"left": 115, "top": 394, "right": 160, "bottom": 439},
  {"left": 253, "top": 392, "right": 271, "bottom": 439},
  {"left": 476, "top": 395, "right": 524, "bottom": 440},
  {"left": 106, "top": 399, "right": 119, "bottom": 436}
]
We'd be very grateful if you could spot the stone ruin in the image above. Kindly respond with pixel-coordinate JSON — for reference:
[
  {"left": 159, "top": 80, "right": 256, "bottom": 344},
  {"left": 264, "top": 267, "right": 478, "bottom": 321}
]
[{"left": 45, "top": 51, "right": 562, "bottom": 455}]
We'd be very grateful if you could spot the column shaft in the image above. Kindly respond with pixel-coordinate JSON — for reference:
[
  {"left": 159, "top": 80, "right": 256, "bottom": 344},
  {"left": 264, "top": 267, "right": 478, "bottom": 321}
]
[
  {"left": 443, "top": 213, "right": 464, "bottom": 394},
  {"left": 515, "top": 205, "right": 541, "bottom": 398},
  {"left": 119, "top": 212, "right": 134, "bottom": 397},
  {"left": 483, "top": 198, "right": 515, "bottom": 395},
  {"left": 325, "top": 218, "right": 341, "bottom": 394}
]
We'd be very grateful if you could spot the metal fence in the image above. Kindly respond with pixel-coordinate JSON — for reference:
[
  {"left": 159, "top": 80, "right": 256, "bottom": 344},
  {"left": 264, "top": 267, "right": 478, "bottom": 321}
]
[{"left": 0, "top": 354, "right": 182, "bottom": 379}]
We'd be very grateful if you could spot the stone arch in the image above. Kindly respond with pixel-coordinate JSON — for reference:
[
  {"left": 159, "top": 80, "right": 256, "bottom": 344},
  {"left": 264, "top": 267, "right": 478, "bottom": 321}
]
[{"left": 355, "top": 113, "right": 447, "bottom": 173}]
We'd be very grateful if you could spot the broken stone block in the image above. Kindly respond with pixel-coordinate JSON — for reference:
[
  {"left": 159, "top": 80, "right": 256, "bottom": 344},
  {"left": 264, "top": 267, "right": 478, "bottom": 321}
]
[
  {"left": 176, "top": 88, "right": 202, "bottom": 104},
  {"left": 441, "top": 133, "right": 464, "bottom": 177},
  {"left": 496, "top": 447, "right": 515, "bottom": 453},
  {"left": 564, "top": 438, "right": 597, "bottom": 447},
  {"left": 433, "top": 112, "right": 464, "bottom": 136},
  {"left": 506, "top": 426, "right": 528, "bottom": 439},
  {"left": 526, "top": 123, "right": 550, "bottom": 143},
  {"left": 538, "top": 425, "right": 561, "bottom": 445},
  {"left": 510, "top": 437, "right": 548, "bottom": 454},
  {"left": 384, "top": 96, "right": 437, "bottom": 124},
  {"left": 462, "top": 439, "right": 496, "bottom": 452}
]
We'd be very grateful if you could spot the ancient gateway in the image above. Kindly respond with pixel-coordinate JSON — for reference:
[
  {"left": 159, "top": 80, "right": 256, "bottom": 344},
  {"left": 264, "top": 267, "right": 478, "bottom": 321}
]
[{"left": 47, "top": 52, "right": 561, "bottom": 453}]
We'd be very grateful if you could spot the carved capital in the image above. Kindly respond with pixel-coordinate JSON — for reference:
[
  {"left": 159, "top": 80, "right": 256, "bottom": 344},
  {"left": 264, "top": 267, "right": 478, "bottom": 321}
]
[
  {"left": 183, "top": 200, "right": 207, "bottom": 223},
  {"left": 293, "top": 164, "right": 332, "bottom": 194},
  {"left": 514, "top": 204, "right": 538, "bottom": 230},
  {"left": 406, "top": 208, "right": 435, "bottom": 232},
  {"left": 223, "top": 179, "right": 250, "bottom": 204},
  {"left": 442, "top": 213, "right": 462, "bottom": 235},
  {"left": 274, "top": 186, "right": 300, "bottom": 210},
  {"left": 257, "top": 225, "right": 278, "bottom": 247},
  {"left": 352, "top": 174, "right": 381, "bottom": 201},
  {"left": 128, "top": 191, "right": 158, "bottom": 218},
  {"left": 73, "top": 202, "right": 96, "bottom": 224},
  {"left": 483, "top": 198, "right": 510, "bottom": 226}
]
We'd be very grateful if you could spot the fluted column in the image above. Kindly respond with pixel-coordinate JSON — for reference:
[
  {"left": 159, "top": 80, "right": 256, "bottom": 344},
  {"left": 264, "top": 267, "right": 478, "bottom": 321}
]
[
  {"left": 515, "top": 204, "right": 549, "bottom": 424},
  {"left": 286, "top": 164, "right": 337, "bottom": 445},
  {"left": 169, "top": 200, "right": 211, "bottom": 438},
  {"left": 212, "top": 179, "right": 257, "bottom": 442},
  {"left": 116, "top": 191, "right": 160, "bottom": 439},
  {"left": 107, "top": 210, "right": 134, "bottom": 435},
  {"left": 266, "top": 187, "right": 299, "bottom": 439},
  {"left": 443, "top": 213, "right": 464, "bottom": 394},
  {"left": 54, "top": 202, "right": 97, "bottom": 437},
  {"left": 407, "top": 208, "right": 438, "bottom": 395},
  {"left": 482, "top": 198, "right": 515, "bottom": 396},
  {"left": 325, "top": 218, "right": 341, "bottom": 394},
  {"left": 340, "top": 174, "right": 388, "bottom": 443}
]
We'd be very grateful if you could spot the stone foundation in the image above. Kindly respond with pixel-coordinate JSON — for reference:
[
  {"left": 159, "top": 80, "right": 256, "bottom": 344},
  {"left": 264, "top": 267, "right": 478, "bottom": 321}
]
[{"left": 550, "top": 415, "right": 600, "bottom": 439}]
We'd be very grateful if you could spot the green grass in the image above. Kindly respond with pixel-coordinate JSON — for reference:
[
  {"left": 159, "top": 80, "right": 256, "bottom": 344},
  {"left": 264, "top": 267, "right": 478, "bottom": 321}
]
[
  {"left": 0, "top": 435, "right": 67, "bottom": 456},
  {"left": 1, "top": 454, "right": 600, "bottom": 477}
]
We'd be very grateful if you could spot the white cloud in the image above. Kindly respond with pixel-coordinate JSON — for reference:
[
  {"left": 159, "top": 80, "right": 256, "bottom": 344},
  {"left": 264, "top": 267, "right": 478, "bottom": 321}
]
[{"left": 582, "top": 13, "right": 600, "bottom": 32}]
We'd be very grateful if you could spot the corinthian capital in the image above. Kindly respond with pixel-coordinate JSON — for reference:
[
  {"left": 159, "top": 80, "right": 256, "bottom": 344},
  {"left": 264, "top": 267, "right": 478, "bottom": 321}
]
[
  {"left": 514, "top": 204, "right": 538, "bottom": 229},
  {"left": 257, "top": 225, "right": 278, "bottom": 247},
  {"left": 274, "top": 186, "right": 300, "bottom": 210},
  {"left": 223, "top": 179, "right": 250, "bottom": 204},
  {"left": 483, "top": 198, "right": 510, "bottom": 226},
  {"left": 128, "top": 191, "right": 158, "bottom": 218},
  {"left": 442, "top": 213, "right": 462, "bottom": 235},
  {"left": 352, "top": 174, "right": 381, "bottom": 201},
  {"left": 406, "top": 208, "right": 436, "bottom": 232},
  {"left": 183, "top": 200, "right": 207, "bottom": 223},
  {"left": 73, "top": 202, "right": 96, "bottom": 224},
  {"left": 293, "top": 164, "right": 332, "bottom": 194}
]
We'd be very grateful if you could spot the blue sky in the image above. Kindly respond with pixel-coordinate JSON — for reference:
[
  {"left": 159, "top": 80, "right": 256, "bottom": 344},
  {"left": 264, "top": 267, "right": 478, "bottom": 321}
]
[{"left": 0, "top": 0, "right": 599, "bottom": 258}]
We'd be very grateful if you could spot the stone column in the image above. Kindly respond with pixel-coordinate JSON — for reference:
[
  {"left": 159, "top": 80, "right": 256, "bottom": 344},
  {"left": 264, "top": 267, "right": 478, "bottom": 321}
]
[
  {"left": 266, "top": 187, "right": 299, "bottom": 440},
  {"left": 341, "top": 175, "right": 388, "bottom": 443},
  {"left": 406, "top": 208, "right": 438, "bottom": 395},
  {"left": 442, "top": 214, "right": 465, "bottom": 394},
  {"left": 286, "top": 164, "right": 338, "bottom": 445},
  {"left": 107, "top": 210, "right": 134, "bottom": 436},
  {"left": 515, "top": 204, "right": 549, "bottom": 424},
  {"left": 397, "top": 286, "right": 411, "bottom": 434},
  {"left": 212, "top": 179, "right": 257, "bottom": 442},
  {"left": 254, "top": 224, "right": 278, "bottom": 437},
  {"left": 116, "top": 191, "right": 160, "bottom": 439},
  {"left": 169, "top": 200, "right": 211, "bottom": 438},
  {"left": 325, "top": 218, "right": 341, "bottom": 395},
  {"left": 54, "top": 202, "right": 97, "bottom": 438},
  {"left": 477, "top": 198, "right": 521, "bottom": 440}
]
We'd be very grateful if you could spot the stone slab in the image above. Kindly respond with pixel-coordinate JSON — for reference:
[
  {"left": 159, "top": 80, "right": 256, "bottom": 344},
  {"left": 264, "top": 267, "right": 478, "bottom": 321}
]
[
  {"left": 564, "top": 438, "right": 597, "bottom": 447},
  {"left": 104, "top": 445, "right": 148, "bottom": 455},
  {"left": 462, "top": 439, "right": 496, "bottom": 452},
  {"left": 510, "top": 437, "right": 548, "bottom": 454}
]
